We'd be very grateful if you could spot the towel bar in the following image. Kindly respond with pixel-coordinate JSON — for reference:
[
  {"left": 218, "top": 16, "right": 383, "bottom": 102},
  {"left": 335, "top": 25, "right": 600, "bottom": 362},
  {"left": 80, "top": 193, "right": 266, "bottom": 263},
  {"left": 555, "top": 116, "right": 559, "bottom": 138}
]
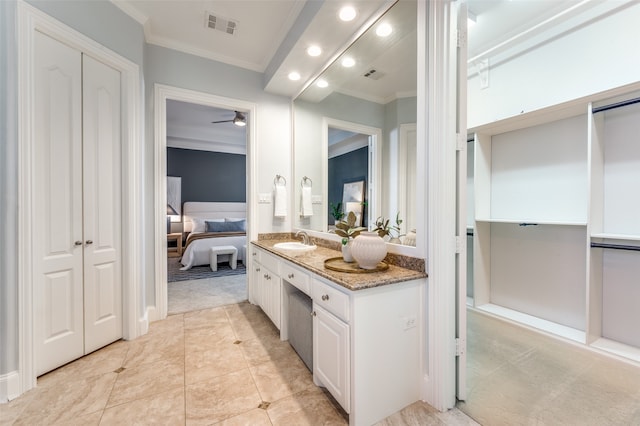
[{"left": 274, "top": 174, "right": 286, "bottom": 186}]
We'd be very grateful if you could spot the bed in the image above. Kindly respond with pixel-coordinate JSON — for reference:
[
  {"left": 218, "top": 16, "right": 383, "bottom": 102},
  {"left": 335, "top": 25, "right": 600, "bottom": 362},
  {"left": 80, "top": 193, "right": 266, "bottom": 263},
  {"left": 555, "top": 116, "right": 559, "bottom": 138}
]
[{"left": 179, "top": 202, "right": 247, "bottom": 270}]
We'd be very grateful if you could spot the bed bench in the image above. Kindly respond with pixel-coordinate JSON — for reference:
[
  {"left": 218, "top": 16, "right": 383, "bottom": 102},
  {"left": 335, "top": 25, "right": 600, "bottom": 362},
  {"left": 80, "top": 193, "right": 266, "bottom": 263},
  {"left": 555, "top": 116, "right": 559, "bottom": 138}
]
[{"left": 209, "top": 246, "right": 238, "bottom": 271}]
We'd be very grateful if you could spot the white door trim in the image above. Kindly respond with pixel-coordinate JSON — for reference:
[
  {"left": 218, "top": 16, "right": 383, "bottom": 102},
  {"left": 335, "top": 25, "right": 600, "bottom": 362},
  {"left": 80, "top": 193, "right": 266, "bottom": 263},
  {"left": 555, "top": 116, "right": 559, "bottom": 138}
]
[
  {"left": 152, "top": 84, "right": 257, "bottom": 321},
  {"left": 17, "top": 1, "right": 143, "bottom": 395},
  {"left": 419, "top": 0, "right": 459, "bottom": 410}
]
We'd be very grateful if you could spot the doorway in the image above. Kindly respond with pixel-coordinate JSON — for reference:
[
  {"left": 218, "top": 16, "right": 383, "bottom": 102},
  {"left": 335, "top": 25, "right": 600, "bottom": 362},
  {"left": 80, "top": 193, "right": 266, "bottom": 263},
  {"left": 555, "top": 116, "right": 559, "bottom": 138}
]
[
  {"left": 164, "top": 101, "right": 249, "bottom": 314},
  {"left": 153, "top": 85, "right": 256, "bottom": 321}
]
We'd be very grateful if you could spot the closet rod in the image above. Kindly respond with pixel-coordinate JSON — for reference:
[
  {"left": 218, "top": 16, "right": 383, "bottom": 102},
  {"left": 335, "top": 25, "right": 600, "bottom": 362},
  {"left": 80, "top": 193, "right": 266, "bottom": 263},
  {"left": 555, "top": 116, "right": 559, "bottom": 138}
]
[
  {"left": 590, "top": 242, "right": 640, "bottom": 252},
  {"left": 592, "top": 96, "right": 640, "bottom": 114}
]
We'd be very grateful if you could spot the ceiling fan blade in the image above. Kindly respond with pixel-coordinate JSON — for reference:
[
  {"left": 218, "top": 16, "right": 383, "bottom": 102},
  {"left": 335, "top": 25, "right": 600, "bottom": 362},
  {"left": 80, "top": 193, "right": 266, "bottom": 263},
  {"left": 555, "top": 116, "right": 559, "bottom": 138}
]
[{"left": 211, "top": 119, "right": 233, "bottom": 124}]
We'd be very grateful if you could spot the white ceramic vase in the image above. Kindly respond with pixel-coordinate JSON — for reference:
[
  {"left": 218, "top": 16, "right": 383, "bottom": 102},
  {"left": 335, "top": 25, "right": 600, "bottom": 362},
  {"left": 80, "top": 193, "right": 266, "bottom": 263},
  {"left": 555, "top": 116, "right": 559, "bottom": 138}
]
[
  {"left": 351, "top": 232, "right": 387, "bottom": 270},
  {"left": 341, "top": 240, "right": 354, "bottom": 263}
]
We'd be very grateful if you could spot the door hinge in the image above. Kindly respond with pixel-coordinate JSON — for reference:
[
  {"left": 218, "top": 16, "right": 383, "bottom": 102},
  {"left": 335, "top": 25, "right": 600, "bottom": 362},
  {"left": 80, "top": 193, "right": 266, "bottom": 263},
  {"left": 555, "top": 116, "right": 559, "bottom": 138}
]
[
  {"left": 456, "top": 133, "right": 466, "bottom": 151},
  {"left": 455, "top": 337, "right": 465, "bottom": 356},
  {"left": 455, "top": 236, "right": 462, "bottom": 254}
]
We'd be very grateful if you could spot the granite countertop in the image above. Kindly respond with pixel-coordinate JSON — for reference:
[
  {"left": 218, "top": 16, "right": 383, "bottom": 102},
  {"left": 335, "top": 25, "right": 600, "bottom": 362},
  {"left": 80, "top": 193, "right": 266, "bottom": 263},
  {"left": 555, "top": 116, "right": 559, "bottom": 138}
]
[{"left": 251, "top": 239, "right": 427, "bottom": 291}]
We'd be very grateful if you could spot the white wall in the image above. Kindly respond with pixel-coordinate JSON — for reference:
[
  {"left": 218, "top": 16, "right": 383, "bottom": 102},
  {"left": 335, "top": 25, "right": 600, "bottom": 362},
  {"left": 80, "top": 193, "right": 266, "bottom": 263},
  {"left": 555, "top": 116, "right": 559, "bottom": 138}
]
[{"left": 468, "top": 2, "right": 640, "bottom": 128}]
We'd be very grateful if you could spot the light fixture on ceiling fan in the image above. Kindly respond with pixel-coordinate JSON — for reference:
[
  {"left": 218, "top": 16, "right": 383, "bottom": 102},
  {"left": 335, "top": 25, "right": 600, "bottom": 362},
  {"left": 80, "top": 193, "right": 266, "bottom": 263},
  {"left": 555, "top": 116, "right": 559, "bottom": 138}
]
[{"left": 212, "top": 110, "right": 246, "bottom": 127}]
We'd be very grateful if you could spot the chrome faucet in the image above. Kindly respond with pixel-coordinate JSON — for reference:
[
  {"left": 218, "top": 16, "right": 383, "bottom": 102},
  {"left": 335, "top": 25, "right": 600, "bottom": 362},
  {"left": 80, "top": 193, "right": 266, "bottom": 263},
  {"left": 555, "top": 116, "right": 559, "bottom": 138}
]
[{"left": 295, "top": 230, "right": 311, "bottom": 245}]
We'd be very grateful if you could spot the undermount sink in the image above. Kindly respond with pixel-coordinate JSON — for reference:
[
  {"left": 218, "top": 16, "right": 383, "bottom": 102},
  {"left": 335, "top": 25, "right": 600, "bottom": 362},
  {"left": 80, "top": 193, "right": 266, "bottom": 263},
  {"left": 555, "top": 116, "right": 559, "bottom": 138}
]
[{"left": 273, "top": 241, "right": 317, "bottom": 256}]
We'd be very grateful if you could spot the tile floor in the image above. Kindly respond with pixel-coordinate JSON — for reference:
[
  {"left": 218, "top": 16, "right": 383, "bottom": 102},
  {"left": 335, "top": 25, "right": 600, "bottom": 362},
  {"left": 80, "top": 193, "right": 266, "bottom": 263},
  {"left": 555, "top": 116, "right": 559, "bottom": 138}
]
[{"left": 1, "top": 302, "right": 475, "bottom": 426}]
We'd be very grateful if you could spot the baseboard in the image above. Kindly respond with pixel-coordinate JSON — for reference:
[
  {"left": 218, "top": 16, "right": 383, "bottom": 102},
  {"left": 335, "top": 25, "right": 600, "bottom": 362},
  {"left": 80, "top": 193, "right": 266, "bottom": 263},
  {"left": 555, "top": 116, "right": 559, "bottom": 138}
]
[{"left": 0, "top": 370, "right": 20, "bottom": 403}]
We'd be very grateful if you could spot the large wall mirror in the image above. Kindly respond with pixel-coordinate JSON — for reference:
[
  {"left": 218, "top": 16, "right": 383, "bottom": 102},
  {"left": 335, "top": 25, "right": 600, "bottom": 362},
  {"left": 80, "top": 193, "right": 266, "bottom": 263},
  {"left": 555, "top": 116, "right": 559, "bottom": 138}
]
[{"left": 293, "top": 0, "right": 417, "bottom": 249}]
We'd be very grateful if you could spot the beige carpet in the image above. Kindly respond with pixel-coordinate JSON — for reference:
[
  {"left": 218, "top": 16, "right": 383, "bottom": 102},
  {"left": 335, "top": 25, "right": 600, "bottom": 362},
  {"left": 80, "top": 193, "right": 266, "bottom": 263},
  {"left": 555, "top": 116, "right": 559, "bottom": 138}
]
[
  {"left": 168, "top": 274, "right": 247, "bottom": 315},
  {"left": 458, "top": 309, "right": 640, "bottom": 425}
]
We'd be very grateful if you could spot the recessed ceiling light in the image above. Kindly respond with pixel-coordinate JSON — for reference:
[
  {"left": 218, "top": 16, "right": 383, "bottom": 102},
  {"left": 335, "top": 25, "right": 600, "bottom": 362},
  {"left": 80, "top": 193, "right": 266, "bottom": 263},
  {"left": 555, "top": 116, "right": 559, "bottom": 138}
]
[
  {"left": 376, "top": 23, "right": 392, "bottom": 37},
  {"left": 341, "top": 57, "right": 355, "bottom": 68},
  {"left": 288, "top": 71, "right": 301, "bottom": 81},
  {"left": 339, "top": 6, "right": 356, "bottom": 22},
  {"left": 307, "top": 45, "right": 322, "bottom": 57},
  {"left": 316, "top": 79, "right": 328, "bottom": 88}
]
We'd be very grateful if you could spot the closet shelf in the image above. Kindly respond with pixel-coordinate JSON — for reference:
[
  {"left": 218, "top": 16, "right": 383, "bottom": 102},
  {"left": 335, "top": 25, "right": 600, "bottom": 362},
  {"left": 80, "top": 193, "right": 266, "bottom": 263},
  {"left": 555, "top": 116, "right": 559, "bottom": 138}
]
[
  {"left": 475, "top": 218, "right": 587, "bottom": 226},
  {"left": 474, "top": 303, "right": 586, "bottom": 344},
  {"left": 590, "top": 233, "right": 640, "bottom": 242}
]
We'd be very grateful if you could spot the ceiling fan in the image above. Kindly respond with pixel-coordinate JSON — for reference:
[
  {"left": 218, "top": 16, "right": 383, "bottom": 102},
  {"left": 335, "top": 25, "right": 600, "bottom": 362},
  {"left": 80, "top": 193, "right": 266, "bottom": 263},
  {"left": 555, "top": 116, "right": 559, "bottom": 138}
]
[{"left": 211, "top": 110, "right": 247, "bottom": 127}]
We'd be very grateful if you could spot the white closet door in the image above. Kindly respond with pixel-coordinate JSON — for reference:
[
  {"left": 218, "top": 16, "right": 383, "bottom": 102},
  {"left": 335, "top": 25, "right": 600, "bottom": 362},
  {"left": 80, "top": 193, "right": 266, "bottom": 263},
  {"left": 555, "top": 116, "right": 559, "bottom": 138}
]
[
  {"left": 33, "top": 30, "right": 84, "bottom": 375},
  {"left": 82, "top": 54, "right": 122, "bottom": 353}
]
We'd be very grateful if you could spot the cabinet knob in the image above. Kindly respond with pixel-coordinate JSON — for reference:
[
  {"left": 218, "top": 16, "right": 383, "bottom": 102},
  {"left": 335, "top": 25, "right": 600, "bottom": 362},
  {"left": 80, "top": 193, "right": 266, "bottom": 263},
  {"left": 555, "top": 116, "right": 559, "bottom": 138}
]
[
  {"left": 85, "top": 240, "right": 93, "bottom": 245},
  {"left": 263, "top": 273, "right": 268, "bottom": 279},
  {"left": 256, "top": 267, "right": 261, "bottom": 272},
  {"left": 252, "top": 252, "right": 257, "bottom": 256},
  {"left": 74, "top": 241, "right": 83, "bottom": 246},
  {"left": 311, "top": 311, "right": 316, "bottom": 317},
  {"left": 322, "top": 294, "right": 329, "bottom": 301},
  {"left": 288, "top": 273, "right": 294, "bottom": 279}
]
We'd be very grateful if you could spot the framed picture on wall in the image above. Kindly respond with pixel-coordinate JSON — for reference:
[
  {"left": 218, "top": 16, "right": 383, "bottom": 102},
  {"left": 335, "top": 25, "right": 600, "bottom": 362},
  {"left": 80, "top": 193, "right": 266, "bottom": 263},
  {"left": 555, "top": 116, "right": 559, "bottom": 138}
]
[
  {"left": 342, "top": 179, "right": 365, "bottom": 226},
  {"left": 167, "top": 176, "right": 182, "bottom": 219}
]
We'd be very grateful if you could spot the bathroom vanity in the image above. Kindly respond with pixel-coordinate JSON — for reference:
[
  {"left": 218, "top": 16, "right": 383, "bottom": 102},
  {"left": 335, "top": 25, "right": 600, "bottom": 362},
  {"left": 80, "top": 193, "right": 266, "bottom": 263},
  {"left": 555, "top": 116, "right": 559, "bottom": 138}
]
[{"left": 249, "top": 237, "right": 427, "bottom": 426}]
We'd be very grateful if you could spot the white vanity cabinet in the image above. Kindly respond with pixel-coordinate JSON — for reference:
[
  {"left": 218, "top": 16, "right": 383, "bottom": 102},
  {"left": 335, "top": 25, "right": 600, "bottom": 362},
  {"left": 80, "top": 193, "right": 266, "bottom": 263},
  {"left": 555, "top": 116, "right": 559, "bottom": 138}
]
[
  {"left": 469, "top": 87, "right": 640, "bottom": 363},
  {"left": 250, "top": 247, "right": 281, "bottom": 330},
  {"left": 312, "top": 278, "right": 351, "bottom": 412},
  {"left": 249, "top": 244, "right": 423, "bottom": 426}
]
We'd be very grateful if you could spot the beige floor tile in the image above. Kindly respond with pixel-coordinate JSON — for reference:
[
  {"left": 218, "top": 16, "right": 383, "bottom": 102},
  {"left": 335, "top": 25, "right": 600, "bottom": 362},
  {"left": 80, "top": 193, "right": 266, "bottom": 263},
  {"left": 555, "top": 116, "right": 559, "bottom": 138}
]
[
  {"left": 266, "top": 387, "right": 347, "bottom": 426},
  {"left": 185, "top": 322, "right": 237, "bottom": 348},
  {"left": 14, "top": 372, "right": 116, "bottom": 425},
  {"left": 250, "top": 352, "right": 315, "bottom": 402},
  {"left": 100, "top": 388, "right": 185, "bottom": 425},
  {"left": 185, "top": 369, "right": 262, "bottom": 425},
  {"left": 239, "top": 331, "right": 299, "bottom": 367},
  {"left": 123, "top": 327, "right": 185, "bottom": 368},
  {"left": 0, "top": 388, "right": 37, "bottom": 426},
  {"left": 107, "top": 355, "right": 184, "bottom": 408},
  {"left": 225, "top": 304, "right": 279, "bottom": 342},
  {"left": 148, "top": 313, "right": 185, "bottom": 336},
  {"left": 185, "top": 337, "right": 248, "bottom": 385},
  {"left": 38, "top": 340, "right": 130, "bottom": 389},
  {"left": 53, "top": 409, "right": 103, "bottom": 426},
  {"left": 376, "top": 401, "right": 479, "bottom": 426},
  {"left": 184, "top": 306, "right": 231, "bottom": 330},
  {"left": 215, "top": 408, "right": 271, "bottom": 425}
]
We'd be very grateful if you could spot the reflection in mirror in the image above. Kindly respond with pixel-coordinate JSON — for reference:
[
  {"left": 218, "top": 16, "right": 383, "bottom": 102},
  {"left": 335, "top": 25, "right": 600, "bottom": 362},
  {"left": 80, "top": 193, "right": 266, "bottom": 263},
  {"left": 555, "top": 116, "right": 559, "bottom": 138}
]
[{"left": 293, "top": 0, "right": 417, "bottom": 247}]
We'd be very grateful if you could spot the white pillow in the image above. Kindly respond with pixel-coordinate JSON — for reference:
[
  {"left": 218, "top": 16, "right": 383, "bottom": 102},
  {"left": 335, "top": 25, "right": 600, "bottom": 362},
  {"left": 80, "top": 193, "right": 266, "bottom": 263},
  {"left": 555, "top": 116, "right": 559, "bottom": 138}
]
[{"left": 190, "top": 217, "right": 223, "bottom": 232}]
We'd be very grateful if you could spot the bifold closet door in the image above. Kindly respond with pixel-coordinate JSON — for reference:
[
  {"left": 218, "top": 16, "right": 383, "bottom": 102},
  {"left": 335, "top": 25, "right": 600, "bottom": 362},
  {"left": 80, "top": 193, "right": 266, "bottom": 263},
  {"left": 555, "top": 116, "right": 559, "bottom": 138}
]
[
  {"left": 82, "top": 54, "right": 122, "bottom": 354},
  {"left": 33, "top": 31, "right": 122, "bottom": 375}
]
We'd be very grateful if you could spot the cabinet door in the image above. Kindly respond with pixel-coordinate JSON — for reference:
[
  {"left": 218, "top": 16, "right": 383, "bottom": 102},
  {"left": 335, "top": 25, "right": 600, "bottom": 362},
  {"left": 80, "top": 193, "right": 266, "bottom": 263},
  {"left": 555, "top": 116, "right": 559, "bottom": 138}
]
[
  {"left": 251, "top": 262, "right": 263, "bottom": 307},
  {"left": 313, "top": 304, "right": 350, "bottom": 412},
  {"left": 263, "top": 267, "right": 281, "bottom": 330}
]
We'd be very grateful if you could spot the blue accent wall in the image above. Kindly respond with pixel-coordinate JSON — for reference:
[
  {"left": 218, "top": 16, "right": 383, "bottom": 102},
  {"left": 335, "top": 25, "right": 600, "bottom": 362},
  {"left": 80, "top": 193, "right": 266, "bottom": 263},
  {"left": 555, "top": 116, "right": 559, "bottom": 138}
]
[
  {"left": 167, "top": 148, "right": 246, "bottom": 206},
  {"left": 328, "top": 146, "right": 369, "bottom": 227}
]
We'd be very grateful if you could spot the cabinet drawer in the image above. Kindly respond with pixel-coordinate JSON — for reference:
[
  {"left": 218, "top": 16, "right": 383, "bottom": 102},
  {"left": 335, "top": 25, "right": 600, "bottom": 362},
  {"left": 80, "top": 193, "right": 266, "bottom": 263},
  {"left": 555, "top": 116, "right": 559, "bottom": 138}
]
[
  {"left": 260, "top": 250, "right": 280, "bottom": 273},
  {"left": 313, "top": 279, "right": 349, "bottom": 322},
  {"left": 250, "top": 245, "right": 261, "bottom": 263},
  {"left": 281, "top": 263, "right": 310, "bottom": 295}
]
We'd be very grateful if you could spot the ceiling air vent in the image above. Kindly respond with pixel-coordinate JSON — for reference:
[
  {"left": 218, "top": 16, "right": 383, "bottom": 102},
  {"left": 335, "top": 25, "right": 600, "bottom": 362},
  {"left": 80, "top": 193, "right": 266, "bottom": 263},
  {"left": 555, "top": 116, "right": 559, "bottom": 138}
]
[
  {"left": 363, "top": 69, "right": 385, "bottom": 81},
  {"left": 206, "top": 12, "right": 238, "bottom": 36}
]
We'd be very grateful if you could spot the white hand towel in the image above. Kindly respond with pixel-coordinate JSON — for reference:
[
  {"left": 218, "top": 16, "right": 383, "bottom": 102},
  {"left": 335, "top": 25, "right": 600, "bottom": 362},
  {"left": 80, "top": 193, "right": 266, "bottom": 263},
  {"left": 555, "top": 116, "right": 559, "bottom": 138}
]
[
  {"left": 301, "top": 186, "right": 313, "bottom": 217},
  {"left": 274, "top": 184, "right": 287, "bottom": 218}
]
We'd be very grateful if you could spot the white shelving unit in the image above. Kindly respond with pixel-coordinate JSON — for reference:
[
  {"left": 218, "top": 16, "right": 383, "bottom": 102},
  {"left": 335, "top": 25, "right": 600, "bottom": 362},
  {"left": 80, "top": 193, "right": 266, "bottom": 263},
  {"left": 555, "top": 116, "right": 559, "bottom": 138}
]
[{"left": 469, "top": 85, "right": 640, "bottom": 362}]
